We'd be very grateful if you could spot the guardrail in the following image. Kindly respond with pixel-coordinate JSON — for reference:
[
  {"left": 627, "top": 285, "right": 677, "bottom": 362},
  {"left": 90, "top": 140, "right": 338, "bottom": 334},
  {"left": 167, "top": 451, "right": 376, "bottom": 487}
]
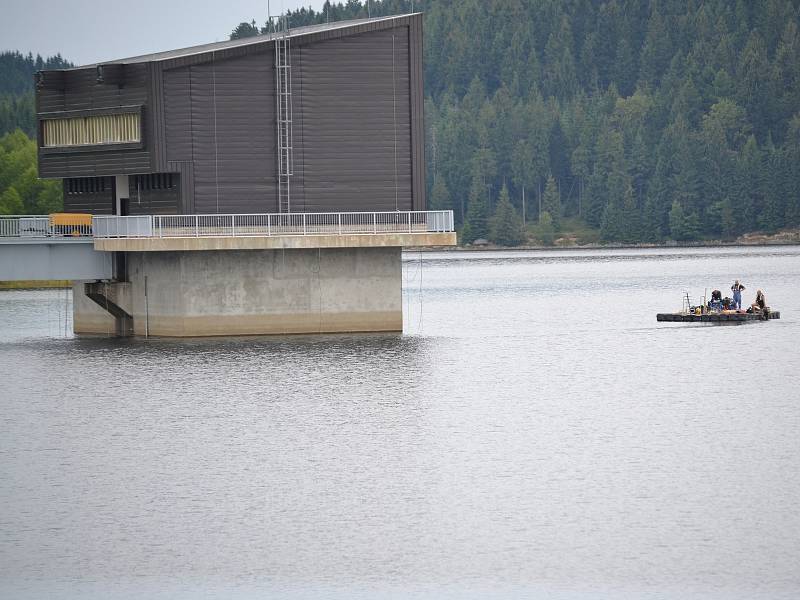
[
  {"left": 0, "top": 215, "right": 93, "bottom": 238},
  {"left": 1, "top": 211, "right": 455, "bottom": 240},
  {"left": 92, "top": 211, "right": 455, "bottom": 238}
]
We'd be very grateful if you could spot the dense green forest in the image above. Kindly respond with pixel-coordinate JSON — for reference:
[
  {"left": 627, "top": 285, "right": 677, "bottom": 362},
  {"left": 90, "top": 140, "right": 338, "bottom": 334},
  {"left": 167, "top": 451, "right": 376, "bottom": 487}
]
[
  {"left": 0, "top": 130, "right": 63, "bottom": 214},
  {"left": 234, "top": 0, "right": 800, "bottom": 243},
  {"left": 0, "top": 53, "right": 71, "bottom": 214}
]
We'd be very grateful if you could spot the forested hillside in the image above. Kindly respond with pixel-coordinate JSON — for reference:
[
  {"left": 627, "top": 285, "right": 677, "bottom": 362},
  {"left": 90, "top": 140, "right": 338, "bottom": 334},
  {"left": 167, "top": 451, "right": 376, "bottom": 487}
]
[
  {"left": 0, "top": 52, "right": 71, "bottom": 138},
  {"left": 235, "top": 0, "right": 800, "bottom": 243}
]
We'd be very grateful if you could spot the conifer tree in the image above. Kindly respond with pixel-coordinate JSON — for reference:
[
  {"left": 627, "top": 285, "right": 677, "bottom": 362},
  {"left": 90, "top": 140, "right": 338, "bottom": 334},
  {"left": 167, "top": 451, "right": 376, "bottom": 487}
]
[
  {"left": 641, "top": 193, "right": 662, "bottom": 242},
  {"left": 489, "top": 184, "right": 526, "bottom": 246},
  {"left": 668, "top": 200, "right": 686, "bottom": 241},
  {"left": 736, "top": 136, "right": 763, "bottom": 232},
  {"left": 621, "top": 184, "right": 641, "bottom": 243},
  {"left": 461, "top": 175, "right": 490, "bottom": 244},
  {"left": 541, "top": 175, "right": 561, "bottom": 225},
  {"left": 537, "top": 211, "right": 555, "bottom": 246},
  {"left": 718, "top": 198, "right": 736, "bottom": 239},
  {"left": 668, "top": 200, "right": 701, "bottom": 241},
  {"left": 429, "top": 177, "right": 452, "bottom": 212},
  {"left": 760, "top": 146, "right": 785, "bottom": 232},
  {"left": 600, "top": 195, "right": 624, "bottom": 242}
]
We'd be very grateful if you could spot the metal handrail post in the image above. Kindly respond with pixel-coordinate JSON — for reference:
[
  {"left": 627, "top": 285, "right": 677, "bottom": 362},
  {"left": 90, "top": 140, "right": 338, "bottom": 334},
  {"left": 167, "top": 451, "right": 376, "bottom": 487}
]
[
  {"left": 303, "top": 212, "right": 306, "bottom": 235},
  {"left": 195, "top": 215, "right": 199, "bottom": 237},
  {"left": 373, "top": 212, "right": 377, "bottom": 234},
  {"left": 408, "top": 211, "right": 412, "bottom": 233}
]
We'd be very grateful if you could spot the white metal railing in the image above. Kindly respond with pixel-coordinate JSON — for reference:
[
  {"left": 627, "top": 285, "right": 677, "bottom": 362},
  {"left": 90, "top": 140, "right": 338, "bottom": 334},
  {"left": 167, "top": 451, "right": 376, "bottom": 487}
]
[
  {"left": 1, "top": 211, "right": 455, "bottom": 240},
  {"left": 92, "top": 211, "right": 455, "bottom": 239},
  {"left": 0, "top": 215, "right": 93, "bottom": 238}
]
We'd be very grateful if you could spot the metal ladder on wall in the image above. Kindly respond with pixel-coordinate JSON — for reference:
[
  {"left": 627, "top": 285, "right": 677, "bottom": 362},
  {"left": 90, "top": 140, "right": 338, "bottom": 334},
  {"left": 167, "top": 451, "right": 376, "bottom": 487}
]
[{"left": 275, "top": 19, "right": 294, "bottom": 213}]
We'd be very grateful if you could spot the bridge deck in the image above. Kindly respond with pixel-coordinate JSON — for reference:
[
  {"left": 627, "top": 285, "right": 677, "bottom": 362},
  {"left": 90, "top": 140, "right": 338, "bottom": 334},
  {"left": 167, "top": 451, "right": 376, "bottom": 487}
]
[
  {"left": 0, "top": 211, "right": 456, "bottom": 280},
  {"left": 0, "top": 238, "right": 112, "bottom": 281},
  {"left": 94, "top": 231, "right": 456, "bottom": 251}
]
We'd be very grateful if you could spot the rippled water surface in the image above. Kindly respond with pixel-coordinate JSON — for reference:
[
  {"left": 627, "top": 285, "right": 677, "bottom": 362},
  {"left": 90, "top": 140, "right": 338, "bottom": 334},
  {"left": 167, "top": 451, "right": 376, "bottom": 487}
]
[{"left": 1, "top": 246, "right": 799, "bottom": 600}]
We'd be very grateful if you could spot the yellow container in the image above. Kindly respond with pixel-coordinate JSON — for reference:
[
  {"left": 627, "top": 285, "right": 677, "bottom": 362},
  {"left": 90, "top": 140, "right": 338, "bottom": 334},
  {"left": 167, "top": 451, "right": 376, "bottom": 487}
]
[{"left": 49, "top": 213, "right": 93, "bottom": 227}]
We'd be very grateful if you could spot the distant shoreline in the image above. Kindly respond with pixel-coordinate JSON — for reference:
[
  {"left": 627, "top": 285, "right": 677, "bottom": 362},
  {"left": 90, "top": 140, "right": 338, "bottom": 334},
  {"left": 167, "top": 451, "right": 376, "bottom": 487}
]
[
  {"left": 3, "top": 237, "right": 798, "bottom": 289},
  {"left": 430, "top": 239, "right": 800, "bottom": 252},
  {"left": 0, "top": 280, "right": 71, "bottom": 290},
  {"left": 413, "top": 229, "right": 800, "bottom": 252}
]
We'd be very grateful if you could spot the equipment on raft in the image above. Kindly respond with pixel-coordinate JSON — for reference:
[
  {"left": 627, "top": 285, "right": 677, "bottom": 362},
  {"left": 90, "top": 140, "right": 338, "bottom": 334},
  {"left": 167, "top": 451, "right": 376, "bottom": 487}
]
[{"left": 656, "top": 290, "right": 780, "bottom": 324}]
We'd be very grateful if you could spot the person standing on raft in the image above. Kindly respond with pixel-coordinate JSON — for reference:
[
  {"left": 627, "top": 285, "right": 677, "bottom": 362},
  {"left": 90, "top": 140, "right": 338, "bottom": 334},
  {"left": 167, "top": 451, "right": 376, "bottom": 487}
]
[{"left": 731, "top": 279, "right": 746, "bottom": 309}]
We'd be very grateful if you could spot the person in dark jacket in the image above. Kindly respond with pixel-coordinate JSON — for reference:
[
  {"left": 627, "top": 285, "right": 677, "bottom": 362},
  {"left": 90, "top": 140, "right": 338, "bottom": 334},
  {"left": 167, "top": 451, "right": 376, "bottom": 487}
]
[
  {"left": 751, "top": 289, "right": 766, "bottom": 312},
  {"left": 709, "top": 289, "right": 723, "bottom": 311},
  {"left": 731, "top": 280, "right": 745, "bottom": 309}
]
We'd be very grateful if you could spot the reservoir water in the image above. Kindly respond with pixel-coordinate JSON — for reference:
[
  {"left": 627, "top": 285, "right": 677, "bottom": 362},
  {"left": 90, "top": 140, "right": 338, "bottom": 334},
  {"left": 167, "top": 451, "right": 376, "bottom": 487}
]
[{"left": 1, "top": 246, "right": 799, "bottom": 600}]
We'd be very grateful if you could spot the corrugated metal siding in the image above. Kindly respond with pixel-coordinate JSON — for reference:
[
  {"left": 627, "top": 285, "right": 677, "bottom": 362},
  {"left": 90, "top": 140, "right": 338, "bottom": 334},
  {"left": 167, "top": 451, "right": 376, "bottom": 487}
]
[
  {"left": 163, "top": 52, "right": 276, "bottom": 214},
  {"left": 38, "top": 65, "right": 152, "bottom": 179},
  {"left": 163, "top": 68, "right": 193, "bottom": 162},
  {"left": 168, "top": 161, "right": 195, "bottom": 213},
  {"left": 62, "top": 177, "right": 114, "bottom": 214},
  {"left": 148, "top": 63, "right": 168, "bottom": 171},
  {"left": 127, "top": 174, "right": 180, "bottom": 215},
  {"left": 409, "top": 16, "right": 425, "bottom": 210},
  {"left": 292, "top": 26, "right": 412, "bottom": 212}
]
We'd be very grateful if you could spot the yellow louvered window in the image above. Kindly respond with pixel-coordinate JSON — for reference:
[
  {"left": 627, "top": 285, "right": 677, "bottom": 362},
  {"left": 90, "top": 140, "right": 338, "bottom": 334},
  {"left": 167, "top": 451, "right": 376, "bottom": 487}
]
[{"left": 42, "top": 112, "right": 140, "bottom": 148}]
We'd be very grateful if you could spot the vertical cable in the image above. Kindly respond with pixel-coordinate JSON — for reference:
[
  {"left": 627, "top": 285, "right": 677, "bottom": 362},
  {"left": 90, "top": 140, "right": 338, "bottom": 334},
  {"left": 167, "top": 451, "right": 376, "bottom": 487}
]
[
  {"left": 392, "top": 33, "right": 399, "bottom": 211},
  {"left": 417, "top": 250, "right": 423, "bottom": 333},
  {"left": 212, "top": 51, "right": 220, "bottom": 213}
]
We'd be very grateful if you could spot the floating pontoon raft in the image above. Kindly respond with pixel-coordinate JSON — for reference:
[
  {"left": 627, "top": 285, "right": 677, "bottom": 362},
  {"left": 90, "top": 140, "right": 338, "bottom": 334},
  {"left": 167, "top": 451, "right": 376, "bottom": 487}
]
[{"left": 657, "top": 310, "right": 780, "bottom": 323}]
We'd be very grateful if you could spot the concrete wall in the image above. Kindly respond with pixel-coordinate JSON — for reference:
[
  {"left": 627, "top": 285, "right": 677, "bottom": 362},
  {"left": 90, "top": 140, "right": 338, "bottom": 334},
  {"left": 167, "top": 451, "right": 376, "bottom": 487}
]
[
  {"left": 74, "top": 247, "right": 402, "bottom": 336},
  {"left": 72, "top": 281, "right": 117, "bottom": 334}
]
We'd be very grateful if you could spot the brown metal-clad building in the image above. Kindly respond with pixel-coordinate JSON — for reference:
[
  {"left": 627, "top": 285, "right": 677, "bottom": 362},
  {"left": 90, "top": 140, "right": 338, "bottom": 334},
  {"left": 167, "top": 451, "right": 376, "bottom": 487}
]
[{"left": 35, "top": 14, "right": 425, "bottom": 215}]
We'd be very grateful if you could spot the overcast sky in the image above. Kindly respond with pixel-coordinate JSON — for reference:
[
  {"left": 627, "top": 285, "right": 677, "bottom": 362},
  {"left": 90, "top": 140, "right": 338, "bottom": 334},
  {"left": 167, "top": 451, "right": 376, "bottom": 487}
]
[{"left": 3, "top": 0, "right": 324, "bottom": 66}]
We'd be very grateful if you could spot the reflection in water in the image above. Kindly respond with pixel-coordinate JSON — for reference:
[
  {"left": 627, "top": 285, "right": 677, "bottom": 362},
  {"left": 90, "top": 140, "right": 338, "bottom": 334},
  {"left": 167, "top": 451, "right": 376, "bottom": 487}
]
[{"left": 1, "top": 247, "right": 800, "bottom": 599}]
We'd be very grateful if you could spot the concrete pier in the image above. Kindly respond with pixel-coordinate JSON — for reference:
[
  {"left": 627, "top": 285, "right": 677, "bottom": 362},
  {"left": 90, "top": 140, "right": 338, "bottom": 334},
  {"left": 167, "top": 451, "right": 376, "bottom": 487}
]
[
  {"left": 65, "top": 215, "right": 456, "bottom": 337},
  {"left": 74, "top": 246, "right": 405, "bottom": 336}
]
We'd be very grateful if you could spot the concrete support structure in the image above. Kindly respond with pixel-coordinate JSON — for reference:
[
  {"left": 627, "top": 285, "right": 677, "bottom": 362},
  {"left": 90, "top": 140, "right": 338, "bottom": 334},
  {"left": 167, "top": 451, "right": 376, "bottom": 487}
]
[
  {"left": 84, "top": 281, "right": 134, "bottom": 336},
  {"left": 73, "top": 246, "right": 404, "bottom": 337},
  {"left": 72, "top": 281, "right": 118, "bottom": 334}
]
